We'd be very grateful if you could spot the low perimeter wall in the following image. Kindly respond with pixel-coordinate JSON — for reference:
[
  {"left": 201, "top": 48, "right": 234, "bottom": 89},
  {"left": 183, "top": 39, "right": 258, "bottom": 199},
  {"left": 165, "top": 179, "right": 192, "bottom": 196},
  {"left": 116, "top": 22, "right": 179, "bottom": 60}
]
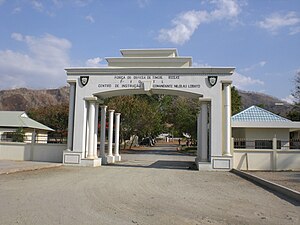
[
  {"left": 0, "top": 142, "right": 66, "bottom": 163},
  {"left": 234, "top": 149, "right": 300, "bottom": 171}
]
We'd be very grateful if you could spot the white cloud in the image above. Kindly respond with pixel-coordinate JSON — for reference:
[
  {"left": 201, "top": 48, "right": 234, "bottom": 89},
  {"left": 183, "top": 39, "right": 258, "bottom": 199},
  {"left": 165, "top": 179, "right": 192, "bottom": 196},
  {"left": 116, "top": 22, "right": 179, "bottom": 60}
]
[
  {"left": 85, "top": 15, "right": 95, "bottom": 23},
  {"left": 11, "top": 32, "right": 24, "bottom": 41},
  {"left": 242, "top": 60, "right": 267, "bottom": 72},
  {"left": 0, "top": 33, "right": 71, "bottom": 89},
  {"left": 75, "top": 0, "right": 93, "bottom": 7},
  {"left": 0, "top": 0, "right": 5, "bottom": 6},
  {"left": 85, "top": 57, "right": 103, "bottom": 67},
  {"left": 31, "top": 0, "right": 44, "bottom": 12},
  {"left": 192, "top": 61, "right": 211, "bottom": 67},
  {"left": 52, "top": 0, "right": 63, "bottom": 8},
  {"left": 157, "top": 0, "right": 242, "bottom": 45},
  {"left": 137, "top": 0, "right": 150, "bottom": 8},
  {"left": 12, "top": 7, "right": 21, "bottom": 14},
  {"left": 282, "top": 95, "right": 295, "bottom": 104},
  {"left": 258, "top": 11, "right": 300, "bottom": 35},
  {"left": 232, "top": 71, "right": 264, "bottom": 90},
  {"left": 289, "top": 26, "right": 300, "bottom": 35}
]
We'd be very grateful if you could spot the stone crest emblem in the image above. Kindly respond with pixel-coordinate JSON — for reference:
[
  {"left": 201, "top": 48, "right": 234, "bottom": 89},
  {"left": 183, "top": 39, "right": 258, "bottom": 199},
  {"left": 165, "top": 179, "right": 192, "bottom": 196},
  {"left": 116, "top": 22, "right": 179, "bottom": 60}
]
[
  {"left": 80, "top": 76, "right": 89, "bottom": 87},
  {"left": 208, "top": 76, "right": 218, "bottom": 87}
]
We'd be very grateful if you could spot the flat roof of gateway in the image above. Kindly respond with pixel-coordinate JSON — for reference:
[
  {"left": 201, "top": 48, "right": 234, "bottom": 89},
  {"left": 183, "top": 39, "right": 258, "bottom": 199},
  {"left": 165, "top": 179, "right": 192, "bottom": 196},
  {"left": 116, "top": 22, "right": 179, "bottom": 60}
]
[{"left": 120, "top": 49, "right": 178, "bottom": 57}]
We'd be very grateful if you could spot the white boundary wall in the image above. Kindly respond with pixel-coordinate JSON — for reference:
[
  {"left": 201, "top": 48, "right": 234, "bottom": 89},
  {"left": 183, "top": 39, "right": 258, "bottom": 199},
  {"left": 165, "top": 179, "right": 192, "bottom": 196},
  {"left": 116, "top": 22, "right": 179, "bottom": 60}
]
[
  {"left": 233, "top": 149, "right": 300, "bottom": 171},
  {"left": 0, "top": 142, "right": 66, "bottom": 163}
]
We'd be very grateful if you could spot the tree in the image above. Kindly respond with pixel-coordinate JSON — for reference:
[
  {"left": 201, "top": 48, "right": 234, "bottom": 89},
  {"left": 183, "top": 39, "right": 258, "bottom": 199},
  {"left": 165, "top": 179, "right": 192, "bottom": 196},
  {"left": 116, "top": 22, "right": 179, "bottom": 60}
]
[
  {"left": 287, "top": 72, "right": 300, "bottom": 121},
  {"left": 28, "top": 103, "right": 69, "bottom": 138},
  {"left": 292, "top": 71, "right": 300, "bottom": 103},
  {"left": 12, "top": 128, "right": 25, "bottom": 142},
  {"left": 106, "top": 95, "right": 163, "bottom": 148},
  {"left": 163, "top": 96, "right": 199, "bottom": 140},
  {"left": 231, "top": 86, "right": 242, "bottom": 115}
]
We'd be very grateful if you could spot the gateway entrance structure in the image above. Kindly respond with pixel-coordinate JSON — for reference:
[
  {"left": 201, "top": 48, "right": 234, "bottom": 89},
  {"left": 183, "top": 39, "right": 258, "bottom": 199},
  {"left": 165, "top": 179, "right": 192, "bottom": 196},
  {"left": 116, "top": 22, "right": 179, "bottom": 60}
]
[{"left": 63, "top": 49, "right": 235, "bottom": 170}]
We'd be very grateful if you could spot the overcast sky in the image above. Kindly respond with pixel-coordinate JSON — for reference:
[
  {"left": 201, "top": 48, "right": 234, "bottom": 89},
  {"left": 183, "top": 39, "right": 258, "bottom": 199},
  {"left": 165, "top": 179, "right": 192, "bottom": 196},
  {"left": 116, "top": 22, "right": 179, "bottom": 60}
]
[{"left": 0, "top": 0, "right": 299, "bottom": 103}]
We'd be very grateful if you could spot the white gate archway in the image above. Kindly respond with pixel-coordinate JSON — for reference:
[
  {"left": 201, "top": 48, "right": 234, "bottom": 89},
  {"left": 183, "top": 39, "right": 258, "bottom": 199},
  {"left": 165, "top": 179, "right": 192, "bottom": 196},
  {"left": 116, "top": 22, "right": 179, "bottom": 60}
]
[{"left": 63, "top": 49, "right": 234, "bottom": 170}]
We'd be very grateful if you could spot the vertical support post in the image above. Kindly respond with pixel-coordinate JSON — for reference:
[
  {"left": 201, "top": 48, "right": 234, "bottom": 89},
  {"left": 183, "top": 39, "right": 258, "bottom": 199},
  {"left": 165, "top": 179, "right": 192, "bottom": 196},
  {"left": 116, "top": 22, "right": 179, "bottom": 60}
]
[
  {"left": 67, "top": 81, "right": 76, "bottom": 150},
  {"left": 272, "top": 137, "right": 277, "bottom": 171},
  {"left": 196, "top": 112, "right": 201, "bottom": 161},
  {"left": 107, "top": 109, "right": 115, "bottom": 163},
  {"left": 93, "top": 102, "right": 99, "bottom": 158},
  {"left": 82, "top": 101, "right": 88, "bottom": 158},
  {"left": 200, "top": 101, "right": 208, "bottom": 161},
  {"left": 114, "top": 113, "right": 121, "bottom": 161},
  {"left": 100, "top": 105, "right": 107, "bottom": 163},
  {"left": 223, "top": 82, "right": 232, "bottom": 156},
  {"left": 86, "top": 97, "right": 97, "bottom": 159},
  {"left": 31, "top": 129, "right": 36, "bottom": 144}
]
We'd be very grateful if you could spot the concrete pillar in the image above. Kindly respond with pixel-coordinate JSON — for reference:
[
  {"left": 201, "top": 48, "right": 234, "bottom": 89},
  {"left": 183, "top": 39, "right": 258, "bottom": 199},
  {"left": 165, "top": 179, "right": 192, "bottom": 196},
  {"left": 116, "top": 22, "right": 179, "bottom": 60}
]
[
  {"left": 107, "top": 109, "right": 115, "bottom": 163},
  {"left": 67, "top": 81, "right": 76, "bottom": 150},
  {"left": 81, "top": 101, "right": 88, "bottom": 158},
  {"left": 272, "top": 137, "right": 278, "bottom": 171},
  {"left": 200, "top": 102, "right": 208, "bottom": 161},
  {"left": 31, "top": 129, "right": 36, "bottom": 144},
  {"left": 196, "top": 112, "right": 201, "bottom": 161},
  {"left": 100, "top": 105, "right": 107, "bottom": 163},
  {"left": 93, "top": 102, "right": 99, "bottom": 158},
  {"left": 114, "top": 113, "right": 121, "bottom": 161},
  {"left": 223, "top": 82, "right": 232, "bottom": 156},
  {"left": 86, "top": 98, "right": 97, "bottom": 159}
]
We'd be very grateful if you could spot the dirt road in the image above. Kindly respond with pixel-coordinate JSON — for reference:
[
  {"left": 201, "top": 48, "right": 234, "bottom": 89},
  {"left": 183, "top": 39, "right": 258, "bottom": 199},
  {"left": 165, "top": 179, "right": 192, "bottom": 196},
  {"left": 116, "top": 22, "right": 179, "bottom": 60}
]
[{"left": 0, "top": 144, "right": 299, "bottom": 225}]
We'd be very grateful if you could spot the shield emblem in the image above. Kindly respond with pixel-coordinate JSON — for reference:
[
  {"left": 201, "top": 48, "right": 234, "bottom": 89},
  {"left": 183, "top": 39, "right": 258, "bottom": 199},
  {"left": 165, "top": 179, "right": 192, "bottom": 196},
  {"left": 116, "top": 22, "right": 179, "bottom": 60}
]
[
  {"left": 208, "top": 76, "right": 217, "bottom": 87},
  {"left": 80, "top": 76, "right": 89, "bottom": 87}
]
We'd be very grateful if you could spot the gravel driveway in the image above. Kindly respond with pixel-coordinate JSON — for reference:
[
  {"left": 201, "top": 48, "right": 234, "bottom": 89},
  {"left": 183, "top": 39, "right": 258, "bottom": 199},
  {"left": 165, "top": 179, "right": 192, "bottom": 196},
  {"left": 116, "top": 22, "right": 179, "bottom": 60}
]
[{"left": 0, "top": 144, "right": 299, "bottom": 225}]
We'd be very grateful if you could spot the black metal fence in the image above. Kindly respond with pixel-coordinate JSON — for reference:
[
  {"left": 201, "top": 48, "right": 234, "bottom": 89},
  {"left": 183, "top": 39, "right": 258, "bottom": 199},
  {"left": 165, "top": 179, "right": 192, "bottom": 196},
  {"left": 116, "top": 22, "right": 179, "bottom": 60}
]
[{"left": 234, "top": 138, "right": 300, "bottom": 150}]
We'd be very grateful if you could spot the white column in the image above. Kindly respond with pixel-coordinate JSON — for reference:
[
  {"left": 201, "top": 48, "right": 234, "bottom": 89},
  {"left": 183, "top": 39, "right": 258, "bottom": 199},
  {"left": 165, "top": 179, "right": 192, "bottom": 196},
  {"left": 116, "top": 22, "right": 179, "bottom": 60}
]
[
  {"left": 86, "top": 98, "right": 97, "bottom": 159},
  {"left": 107, "top": 109, "right": 115, "bottom": 163},
  {"left": 196, "top": 112, "right": 201, "bottom": 161},
  {"left": 67, "top": 81, "right": 76, "bottom": 150},
  {"left": 114, "top": 113, "right": 121, "bottom": 161},
  {"left": 200, "top": 102, "right": 208, "bottom": 161},
  {"left": 93, "top": 103, "right": 99, "bottom": 158},
  {"left": 82, "top": 101, "right": 88, "bottom": 158},
  {"left": 223, "top": 82, "right": 232, "bottom": 156},
  {"left": 100, "top": 106, "right": 107, "bottom": 162}
]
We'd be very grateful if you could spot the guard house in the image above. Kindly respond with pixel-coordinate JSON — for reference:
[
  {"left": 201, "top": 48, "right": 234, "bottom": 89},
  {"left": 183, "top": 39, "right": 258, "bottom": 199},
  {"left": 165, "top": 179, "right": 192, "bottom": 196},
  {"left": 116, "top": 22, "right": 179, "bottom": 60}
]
[
  {"left": 232, "top": 106, "right": 300, "bottom": 149},
  {"left": 0, "top": 111, "right": 53, "bottom": 143},
  {"left": 232, "top": 106, "right": 300, "bottom": 170},
  {"left": 64, "top": 49, "right": 235, "bottom": 170}
]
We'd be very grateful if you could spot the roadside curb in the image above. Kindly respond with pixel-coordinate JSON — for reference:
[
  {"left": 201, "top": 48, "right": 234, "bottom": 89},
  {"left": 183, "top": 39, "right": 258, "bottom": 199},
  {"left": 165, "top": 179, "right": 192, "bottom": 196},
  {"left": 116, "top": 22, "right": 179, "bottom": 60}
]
[
  {"left": 231, "top": 169, "right": 300, "bottom": 203},
  {"left": 0, "top": 163, "right": 62, "bottom": 175}
]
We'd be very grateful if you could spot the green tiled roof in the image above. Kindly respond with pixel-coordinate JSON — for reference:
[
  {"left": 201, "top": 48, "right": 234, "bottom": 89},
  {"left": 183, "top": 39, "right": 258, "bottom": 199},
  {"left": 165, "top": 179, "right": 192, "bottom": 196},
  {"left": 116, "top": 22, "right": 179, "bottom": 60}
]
[
  {"left": 232, "top": 106, "right": 291, "bottom": 122},
  {"left": 0, "top": 111, "right": 53, "bottom": 131}
]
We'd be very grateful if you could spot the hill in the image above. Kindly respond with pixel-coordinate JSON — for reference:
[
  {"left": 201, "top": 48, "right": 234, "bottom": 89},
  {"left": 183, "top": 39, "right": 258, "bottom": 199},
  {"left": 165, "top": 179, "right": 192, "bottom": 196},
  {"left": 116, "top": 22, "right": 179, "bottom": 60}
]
[
  {"left": 0, "top": 86, "right": 295, "bottom": 117},
  {"left": 238, "top": 90, "right": 294, "bottom": 116},
  {"left": 0, "top": 87, "right": 69, "bottom": 111}
]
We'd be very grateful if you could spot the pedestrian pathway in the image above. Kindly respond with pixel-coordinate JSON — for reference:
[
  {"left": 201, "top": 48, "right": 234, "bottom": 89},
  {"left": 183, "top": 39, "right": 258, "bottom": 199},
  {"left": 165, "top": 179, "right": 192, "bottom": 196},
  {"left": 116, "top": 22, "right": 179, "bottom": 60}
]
[{"left": 112, "top": 143, "right": 196, "bottom": 170}]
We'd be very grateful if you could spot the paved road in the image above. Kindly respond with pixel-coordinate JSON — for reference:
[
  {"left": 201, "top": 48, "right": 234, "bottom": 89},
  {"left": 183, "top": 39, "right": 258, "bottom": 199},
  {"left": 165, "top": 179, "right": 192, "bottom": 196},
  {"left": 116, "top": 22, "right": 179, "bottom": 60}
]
[{"left": 0, "top": 144, "right": 299, "bottom": 225}]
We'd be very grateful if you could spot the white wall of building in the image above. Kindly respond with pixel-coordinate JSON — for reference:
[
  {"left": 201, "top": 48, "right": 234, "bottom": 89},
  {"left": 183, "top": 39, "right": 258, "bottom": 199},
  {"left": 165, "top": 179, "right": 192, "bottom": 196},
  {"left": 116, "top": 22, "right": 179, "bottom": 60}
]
[
  {"left": 244, "top": 128, "right": 289, "bottom": 140},
  {"left": 0, "top": 143, "right": 66, "bottom": 163}
]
